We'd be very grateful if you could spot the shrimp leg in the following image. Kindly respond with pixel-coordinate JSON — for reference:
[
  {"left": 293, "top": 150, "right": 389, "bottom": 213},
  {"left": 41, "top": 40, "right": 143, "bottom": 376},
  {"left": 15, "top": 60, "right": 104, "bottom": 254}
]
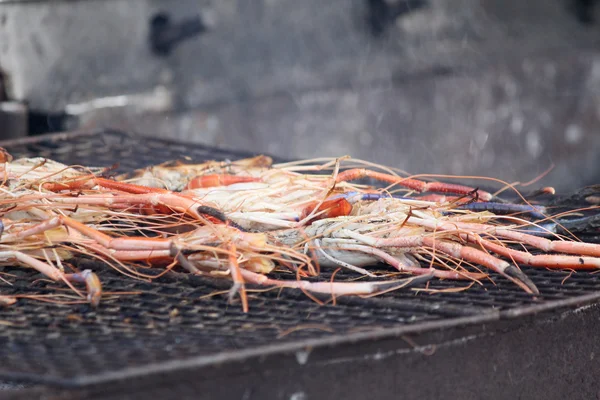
[
  {"left": 340, "top": 230, "right": 538, "bottom": 294},
  {"left": 335, "top": 169, "right": 493, "bottom": 201},
  {"left": 239, "top": 268, "right": 434, "bottom": 296},
  {"left": 0, "top": 250, "right": 102, "bottom": 307},
  {"left": 5, "top": 215, "right": 263, "bottom": 309}
]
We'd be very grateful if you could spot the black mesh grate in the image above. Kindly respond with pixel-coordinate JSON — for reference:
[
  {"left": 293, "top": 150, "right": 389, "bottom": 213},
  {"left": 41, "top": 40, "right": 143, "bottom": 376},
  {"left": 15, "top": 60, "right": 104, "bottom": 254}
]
[{"left": 0, "top": 129, "right": 599, "bottom": 386}]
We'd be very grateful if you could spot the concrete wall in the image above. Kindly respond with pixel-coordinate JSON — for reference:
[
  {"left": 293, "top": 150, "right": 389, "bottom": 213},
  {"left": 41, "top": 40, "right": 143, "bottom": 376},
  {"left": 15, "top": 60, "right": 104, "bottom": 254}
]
[{"left": 1, "top": 0, "right": 600, "bottom": 191}]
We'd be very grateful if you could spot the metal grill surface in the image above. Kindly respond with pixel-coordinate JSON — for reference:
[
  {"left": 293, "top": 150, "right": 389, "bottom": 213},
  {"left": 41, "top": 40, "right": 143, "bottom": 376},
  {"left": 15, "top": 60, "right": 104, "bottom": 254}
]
[{"left": 0, "top": 129, "right": 599, "bottom": 386}]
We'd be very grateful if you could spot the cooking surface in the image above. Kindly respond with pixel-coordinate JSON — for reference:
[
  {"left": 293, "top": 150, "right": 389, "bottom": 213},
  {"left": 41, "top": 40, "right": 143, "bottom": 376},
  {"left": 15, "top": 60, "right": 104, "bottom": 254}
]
[{"left": 1, "top": 129, "right": 599, "bottom": 386}]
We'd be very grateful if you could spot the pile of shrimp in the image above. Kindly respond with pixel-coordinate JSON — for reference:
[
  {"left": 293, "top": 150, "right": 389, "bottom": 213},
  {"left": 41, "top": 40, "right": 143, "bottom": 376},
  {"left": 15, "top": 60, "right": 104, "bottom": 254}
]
[{"left": 1, "top": 149, "right": 599, "bottom": 311}]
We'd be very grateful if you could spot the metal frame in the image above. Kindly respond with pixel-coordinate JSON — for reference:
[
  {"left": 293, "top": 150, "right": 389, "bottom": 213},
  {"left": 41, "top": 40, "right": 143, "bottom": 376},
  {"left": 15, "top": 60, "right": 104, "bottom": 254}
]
[{"left": 7, "top": 298, "right": 600, "bottom": 399}]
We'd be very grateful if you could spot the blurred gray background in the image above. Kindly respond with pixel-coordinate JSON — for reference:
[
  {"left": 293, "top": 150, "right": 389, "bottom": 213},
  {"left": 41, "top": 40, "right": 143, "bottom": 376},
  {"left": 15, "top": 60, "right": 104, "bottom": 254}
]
[{"left": 1, "top": 0, "right": 600, "bottom": 192}]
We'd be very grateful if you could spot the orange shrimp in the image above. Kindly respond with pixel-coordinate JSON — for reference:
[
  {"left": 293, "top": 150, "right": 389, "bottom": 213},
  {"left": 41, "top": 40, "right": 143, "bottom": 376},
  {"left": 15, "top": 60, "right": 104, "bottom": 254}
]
[
  {"left": 186, "top": 174, "right": 261, "bottom": 189},
  {"left": 300, "top": 198, "right": 353, "bottom": 224}
]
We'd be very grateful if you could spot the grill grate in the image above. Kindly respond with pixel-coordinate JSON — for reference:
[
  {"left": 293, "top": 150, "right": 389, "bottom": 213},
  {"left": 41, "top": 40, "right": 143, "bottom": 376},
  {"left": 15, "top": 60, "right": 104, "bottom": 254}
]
[{"left": 0, "top": 129, "right": 599, "bottom": 386}]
